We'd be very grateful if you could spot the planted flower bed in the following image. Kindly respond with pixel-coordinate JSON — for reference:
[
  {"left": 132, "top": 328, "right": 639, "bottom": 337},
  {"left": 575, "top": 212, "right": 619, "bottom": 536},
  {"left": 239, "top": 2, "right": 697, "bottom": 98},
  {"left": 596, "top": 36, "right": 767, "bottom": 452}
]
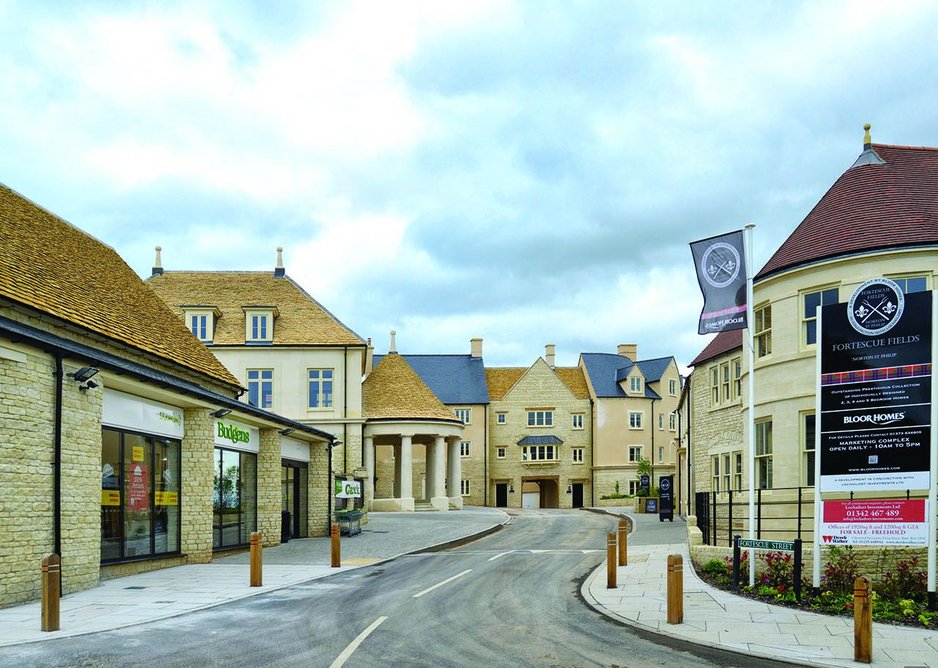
[{"left": 693, "top": 546, "right": 938, "bottom": 628}]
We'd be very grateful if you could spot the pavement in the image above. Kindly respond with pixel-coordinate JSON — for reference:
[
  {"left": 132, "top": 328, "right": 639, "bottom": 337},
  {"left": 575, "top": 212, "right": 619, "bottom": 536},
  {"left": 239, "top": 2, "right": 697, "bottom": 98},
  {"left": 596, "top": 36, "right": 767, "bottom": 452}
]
[
  {"left": 5, "top": 505, "right": 938, "bottom": 667},
  {"left": 583, "top": 507, "right": 938, "bottom": 667},
  {"left": 0, "top": 507, "right": 509, "bottom": 647}
]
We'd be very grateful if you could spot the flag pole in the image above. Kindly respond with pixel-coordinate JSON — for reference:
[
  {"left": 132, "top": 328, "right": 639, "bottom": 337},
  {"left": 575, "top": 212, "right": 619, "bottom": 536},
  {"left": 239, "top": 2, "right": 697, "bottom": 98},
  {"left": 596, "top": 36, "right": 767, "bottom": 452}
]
[{"left": 744, "top": 224, "right": 756, "bottom": 588}]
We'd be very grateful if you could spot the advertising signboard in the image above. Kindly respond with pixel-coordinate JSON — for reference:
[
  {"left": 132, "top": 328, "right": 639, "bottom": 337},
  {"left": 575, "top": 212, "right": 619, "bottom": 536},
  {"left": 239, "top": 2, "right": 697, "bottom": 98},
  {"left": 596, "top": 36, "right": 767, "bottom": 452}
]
[
  {"left": 690, "top": 230, "right": 748, "bottom": 334},
  {"left": 658, "top": 475, "right": 674, "bottom": 522},
  {"left": 819, "top": 281, "right": 932, "bottom": 492},
  {"left": 335, "top": 478, "right": 362, "bottom": 499},
  {"left": 821, "top": 499, "right": 928, "bottom": 546}
]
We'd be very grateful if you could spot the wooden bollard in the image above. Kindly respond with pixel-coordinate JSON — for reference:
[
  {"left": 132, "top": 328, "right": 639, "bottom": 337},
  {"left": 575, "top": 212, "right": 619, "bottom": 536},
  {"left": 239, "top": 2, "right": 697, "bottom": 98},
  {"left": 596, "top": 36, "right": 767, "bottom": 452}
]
[
  {"left": 331, "top": 523, "right": 341, "bottom": 568},
  {"left": 854, "top": 575, "right": 872, "bottom": 663},
  {"left": 606, "top": 532, "right": 617, "bottom": 589},
  {"left": 249, "top": 532, "right": 262, "bottom": 587},
  {"left": 618, "top": 519, "right": 628, "bottom": 566},
  {"left": 667, "top": 554, "right": 683, "bottom": 624},
  {"left": 41, "top": 554, "right": 60, "bottom": 632}
]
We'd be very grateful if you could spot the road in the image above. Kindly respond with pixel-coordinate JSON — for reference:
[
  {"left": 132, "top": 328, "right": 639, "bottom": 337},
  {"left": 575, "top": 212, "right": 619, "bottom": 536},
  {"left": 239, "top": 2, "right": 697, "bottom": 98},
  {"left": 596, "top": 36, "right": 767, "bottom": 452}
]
[{"left": 0, "top": 510, "right": 790, "bottom": 667}]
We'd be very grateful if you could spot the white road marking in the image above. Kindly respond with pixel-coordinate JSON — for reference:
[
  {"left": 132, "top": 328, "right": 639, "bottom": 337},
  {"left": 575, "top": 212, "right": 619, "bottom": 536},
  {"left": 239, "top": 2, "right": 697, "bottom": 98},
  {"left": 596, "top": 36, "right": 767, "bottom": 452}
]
[
  {"left": 330, "top": 616, "right": 388, "bottom": 668},
  {"left": 488, "top": 551, "right": 514, "bottom": 561},
  {"left": 413, "top": 569, "right": 472, "bottom": 598}
]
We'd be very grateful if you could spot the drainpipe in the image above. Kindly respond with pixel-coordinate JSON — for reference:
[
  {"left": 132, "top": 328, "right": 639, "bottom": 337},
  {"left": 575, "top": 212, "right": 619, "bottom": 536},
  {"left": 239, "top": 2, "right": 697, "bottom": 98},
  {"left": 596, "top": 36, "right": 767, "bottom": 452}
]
[
  {"left": 53, "top": 353, "right": 63, "bottom": 565},
  {"left": 650, "top": 399, "right": 656, "bottom": 485},
  {"left": 343, "top": 347, "right": 348, "bottom": 476},
  {"left": 483, "top": 404, "right": 488, "bottom": 507},
  {"left": 327, "top": 440, "right": 333, "bottom": 530},
  {"left": 589, "top": 399, "right": 594, "bottom": 506}
]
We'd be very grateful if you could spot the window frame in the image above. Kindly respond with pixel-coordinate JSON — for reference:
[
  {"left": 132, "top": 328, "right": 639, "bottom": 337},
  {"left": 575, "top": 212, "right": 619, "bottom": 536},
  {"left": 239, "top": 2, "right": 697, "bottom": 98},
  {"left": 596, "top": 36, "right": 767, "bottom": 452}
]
[
  {"left": 628, "top": 411, "right": 643, "bottom": 429},
  {"left": 802, "top": 411, "right": 816, "bottom": 487},
  {"left": 496, "top": 447, "right": 507, "bottom": 459},
  {"left": 526, "top": 409, "right": 553, "bottom": 427},
  {"left": 247, "top": 369, "right": 274, "bottom": 409},
  {"left": 460, "top": 479, "right": 471, "bottom": 496},
  {"left": 571, "top": 414, "right": 584, "bottom": 430},
  {"left": 459, "top": 441, "right": 471, "bottom": 458},
  {"left": 888, "top": 275, "right": 928, "bottom": 295},
  {"left": 455, "top": 408, "right": 472, "bottom": 424},
  {"left": 307, "top": 368, "right": 335, "bottom": 409},
  {"left": 522, "top": 444, "right": 557, "bottom": 461},
  {"left": 629, "top": 376, "right": 643, "bottom": 394},
  {"left": 572, "top": 447, "right": 584, "bottom": 463},
  {"left": 801, "top": 287, "right": 839, "bottom": 347},
  {"left": 496, "top": 412, "right": 507, "bottom": 425},
  {"left": 754, "top": 303, "right": 772, "bottom": 358},
  {"left": 755, "top": 419, "right": 773, "bottom": 489},
  {"left": 669, "top": 378, "right": 678, "bottom": 396},
  {"left": 244, "top": 308, "right": 276, "bottom": 343},
  {"left": 628, "top": 445, "right": 643, "bottom": 462}
]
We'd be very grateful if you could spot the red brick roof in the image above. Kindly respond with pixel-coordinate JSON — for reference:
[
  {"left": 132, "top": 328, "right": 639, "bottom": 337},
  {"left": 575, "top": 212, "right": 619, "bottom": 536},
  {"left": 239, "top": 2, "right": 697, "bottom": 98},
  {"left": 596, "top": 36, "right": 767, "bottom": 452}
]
[
  {"left": 757, "top": 144, "right": 938, "bottom": 280},
  {"left": 690, "top": 329, "right": 742, "bottom": 367}
]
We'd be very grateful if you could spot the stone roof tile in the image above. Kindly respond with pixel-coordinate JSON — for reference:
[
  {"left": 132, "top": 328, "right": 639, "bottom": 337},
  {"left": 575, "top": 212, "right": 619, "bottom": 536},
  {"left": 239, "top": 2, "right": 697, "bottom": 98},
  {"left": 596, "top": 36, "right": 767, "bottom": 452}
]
[{"left": 363, "top": 353, "right": 459, "bottom": 421}]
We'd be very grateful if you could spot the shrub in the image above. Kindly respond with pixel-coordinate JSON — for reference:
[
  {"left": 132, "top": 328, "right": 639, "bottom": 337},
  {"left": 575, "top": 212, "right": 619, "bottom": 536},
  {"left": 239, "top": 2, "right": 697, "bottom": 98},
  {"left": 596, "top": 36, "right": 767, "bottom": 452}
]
[
  {"left": 821, "top": 546, "right": 860, "bottom": 595},
  {"left": 879, "top": 555, "right": 928, "bottom": 603}
]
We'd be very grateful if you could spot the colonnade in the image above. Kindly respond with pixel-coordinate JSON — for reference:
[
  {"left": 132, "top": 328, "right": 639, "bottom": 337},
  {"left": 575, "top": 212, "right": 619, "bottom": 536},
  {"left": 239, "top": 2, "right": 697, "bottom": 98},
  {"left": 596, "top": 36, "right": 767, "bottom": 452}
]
[{"left": 363, "top": 432, "right": 463, "bottom": 512}]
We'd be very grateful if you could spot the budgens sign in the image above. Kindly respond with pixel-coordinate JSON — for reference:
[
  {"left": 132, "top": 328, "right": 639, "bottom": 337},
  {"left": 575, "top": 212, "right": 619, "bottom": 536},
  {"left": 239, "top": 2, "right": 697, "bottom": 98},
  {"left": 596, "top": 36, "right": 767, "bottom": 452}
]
[
  {"left": 213, "top": 419, "right": 259, "bottom": 453},
  {"left": 335, "top": 479, "right": 362, "bottom": 499}
]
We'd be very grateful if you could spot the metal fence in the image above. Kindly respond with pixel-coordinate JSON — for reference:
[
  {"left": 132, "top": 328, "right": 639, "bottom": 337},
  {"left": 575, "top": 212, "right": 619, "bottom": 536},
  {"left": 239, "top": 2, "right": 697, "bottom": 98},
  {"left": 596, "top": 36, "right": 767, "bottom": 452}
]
[{"left": 695, "top": 487, "right": 924, "bottom": 547}]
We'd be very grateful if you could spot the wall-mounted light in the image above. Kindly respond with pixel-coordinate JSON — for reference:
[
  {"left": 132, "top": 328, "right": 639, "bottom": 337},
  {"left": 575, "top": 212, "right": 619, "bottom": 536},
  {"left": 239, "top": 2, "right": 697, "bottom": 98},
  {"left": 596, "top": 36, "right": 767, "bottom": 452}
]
[
  {"left": 210, "top": 408, "right": 232, "bottom": 418},
  {"left": 508, "top": 484, "right": 515, "bottom": 494},
  {"left": 279, "top": 428, "right": 295, "bottom": 436},
  {"left": 328, "top": 439, "right": 343, "bottom": 451},
  {"left": 566, "top": 485, "right": 572, "bottom": 494},
  {"left": 69, "top": 366, "right": 99, "bottom": 383},
  {"left": 79, "top": 380, "right": 99, "bottom": 392}
]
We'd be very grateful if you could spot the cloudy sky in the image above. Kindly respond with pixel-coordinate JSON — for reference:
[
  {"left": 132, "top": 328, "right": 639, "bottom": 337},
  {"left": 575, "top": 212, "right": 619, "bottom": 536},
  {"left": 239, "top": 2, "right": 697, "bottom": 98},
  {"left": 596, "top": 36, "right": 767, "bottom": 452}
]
[{"left": 3, "top": 1, "right": 938, "bottom": 370}]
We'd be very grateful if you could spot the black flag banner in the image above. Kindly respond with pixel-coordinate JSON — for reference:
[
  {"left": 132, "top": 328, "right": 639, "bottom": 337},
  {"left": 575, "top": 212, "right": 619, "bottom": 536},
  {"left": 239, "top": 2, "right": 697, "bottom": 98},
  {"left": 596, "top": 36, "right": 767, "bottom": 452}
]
[{"left": 690, "top": 230, "right": 748, "bottom": 335}]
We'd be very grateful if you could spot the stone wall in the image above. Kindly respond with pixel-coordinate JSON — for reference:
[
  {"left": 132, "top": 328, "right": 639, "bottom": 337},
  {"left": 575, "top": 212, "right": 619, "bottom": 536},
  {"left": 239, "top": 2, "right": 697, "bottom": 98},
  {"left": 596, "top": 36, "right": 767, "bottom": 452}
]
[
  {"left": 257, "top": 428, "right": 281, "bottom": 547},
  {"left": 308, "top": 441, "right": 330, "bottom": 536},
  {"left": 689, "top": 353, "right": 744, "bottom": 494},
  {"left": 181, "top": 407, "right": 214, "bottom": 563}
]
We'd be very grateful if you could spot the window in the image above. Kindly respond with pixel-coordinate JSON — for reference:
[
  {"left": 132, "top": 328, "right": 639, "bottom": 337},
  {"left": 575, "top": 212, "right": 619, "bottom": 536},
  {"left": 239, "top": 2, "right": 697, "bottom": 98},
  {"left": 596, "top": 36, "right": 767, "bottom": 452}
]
[
  {"left": 213, "top": 447, "right": 258, "bottom": 549},
  {"left": 460, "top": 441, "right": 471, "bottom": 458},
  {"left": 460, "top": 479, "right": 471, "bottom": 496},
  {"left": 658, "top": 414, "right": 664, "bottom": 430},
  {"left": 496, "top": 447, "right": 506, "bottom": 459},
  {"left": 755, "top": 304, "right": 771, "bottom": 357},
  {"left": 308, "top": 369, "right": 334, "bottom": 408},
  {"left": 721, "top": 362, "right": 731, "bottom": 402},
  {"left": 711, "top": 456, "right": 720, "bottom": 492},
  {"left": 185, "top": 311, "right": 214, "bottom": 343},
  {"left": 803, "top": 412, "right": 816, "bottom": 487},
  {"left": 496, "top": 412, "right": 506, "bottom": 424},
  {"left": 669, "top": 413, "right": 676, "bottom": 431},
  {"left": 734, "top": 452, "right": 743, "bottom": 491},
  {"left": 101, "top": 429, "right": 181, "bottom": 562},
  {"left": 527, "top": 410, "right": 553, "bottom": 427},
  {"left": 722, "top": 453, "right": 731, "bottom": 492},
  {"left": 803, "top": 287, "right": 839, "bottom": 346},
  {"left": 658, "top": 446, "right": 664, "bottom": 463},
  {"left": 455, "top": 408, "right": 471, "bottom": 424},
  {"left": 628, "top": 411, "right": 643, "bottom": 429},
  {"left": 669, "top": 378, "right": 678, "bottom": 396},
  {"left": 628, "top": 445, "right": 643, "bottom": 462},
  {"left": 629, "top": 480, "right": 641, "bottom": 495},
  {"left": 244, "top": 308, "right": 276, "bottom": 343},
  {"left": 733, "top": 358, "right": 742, "bottom": 399},
  {"left": 572, "top": 414, "right": 584, "bottom": 430},
  {"left": 522, "top": 445, "right": 557, "bottom": 461},
  {"left": 890, "top": 276, "right": 927, "bottom": 294},
  {"left": 629, "top": 376, "right": 642, "bottom": 393},
  {"left": 710, "top": 366, "right": 719, "bottom": 406},
  {"left": 247, "top": 369, "right": 273, "bottom": 409},
  {"left": 572, "top": 448, "right": 584, "bottom": 463},
  {"left": 755, "top": 419, "right": 773, "bottom": 489}
]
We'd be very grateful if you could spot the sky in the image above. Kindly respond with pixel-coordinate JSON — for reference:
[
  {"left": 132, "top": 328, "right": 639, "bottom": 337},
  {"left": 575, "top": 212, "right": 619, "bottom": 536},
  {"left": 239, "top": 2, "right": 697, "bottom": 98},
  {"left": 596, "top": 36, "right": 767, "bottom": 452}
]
[{"left": 3, "top": 0, "right": 938, "bottom": 371}]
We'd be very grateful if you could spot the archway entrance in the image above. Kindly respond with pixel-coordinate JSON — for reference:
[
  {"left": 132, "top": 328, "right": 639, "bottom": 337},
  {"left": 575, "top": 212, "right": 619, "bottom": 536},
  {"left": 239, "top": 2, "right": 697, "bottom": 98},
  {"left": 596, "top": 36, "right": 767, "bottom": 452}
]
[{"left": 521, "top": 478, "right": 560, "bottom": 509}]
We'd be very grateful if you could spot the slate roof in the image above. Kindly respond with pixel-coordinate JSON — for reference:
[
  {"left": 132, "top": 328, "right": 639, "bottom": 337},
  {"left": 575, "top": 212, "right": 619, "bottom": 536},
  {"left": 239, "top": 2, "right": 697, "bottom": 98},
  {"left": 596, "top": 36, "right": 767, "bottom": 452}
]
[
  {"left": 690, "top": 330, "right": 743, "bottom": 367},
  {"left": 147, "top": 271, "right": 365, "bottom": 347},
  {"left": 757, "top": 143, "right": 938, "bottom": 280},
  {"left": 517, "top": 435, "right": 563, "bottom": 446},
  {"left": 362, "top": 353, "right": 461, "bottom": 422},
  {"left": 580, "top": 353, "right": 670, "bottom": 399},
  {"left": 0, "top": 183, "right": 241, "bottom": 389},
  {"left": 373, "top": 354, "right": 489, "bottom": 404}
]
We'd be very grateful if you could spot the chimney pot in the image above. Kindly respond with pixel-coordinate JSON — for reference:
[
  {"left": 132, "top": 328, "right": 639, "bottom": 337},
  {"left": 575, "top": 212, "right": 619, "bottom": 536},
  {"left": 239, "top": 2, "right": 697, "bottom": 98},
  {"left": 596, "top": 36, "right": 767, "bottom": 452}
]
[
  {"left": 470, "top": 338, "right": 483, "bottom": 358},
  {"left": 274, "top": 247, "right": 285, "bottom": 277},
  {"left": 151, "top": 245, "right": 163, "bottom": 276}
]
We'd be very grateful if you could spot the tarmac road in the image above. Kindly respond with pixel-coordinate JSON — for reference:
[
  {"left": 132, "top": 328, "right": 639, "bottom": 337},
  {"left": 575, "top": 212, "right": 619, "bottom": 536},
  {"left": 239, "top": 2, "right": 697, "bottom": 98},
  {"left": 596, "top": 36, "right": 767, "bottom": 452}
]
[{"left": 0, "top": 510, "right": 793, "bottom": 667}]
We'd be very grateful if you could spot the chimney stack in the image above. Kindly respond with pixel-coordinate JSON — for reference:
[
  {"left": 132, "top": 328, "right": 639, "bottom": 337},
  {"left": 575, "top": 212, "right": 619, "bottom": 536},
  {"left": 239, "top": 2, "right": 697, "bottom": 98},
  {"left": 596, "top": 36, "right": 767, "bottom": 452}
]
[
  {"left": 470, "top": 338, "right": 483, "bottom": 359},
  {"left": 617, "top": 343, "right": 637, "bottom": 360},
  {"left": 274, "top": 246, "right": 285, "bottom": 277},
  {"left": 389, "top": 330, "right": 397, "bottom": 354},
  {"left": 151, "top": 246, "right": 163, "bottom": 276},
  {"left": 364, "top": 338, "right": 374, "bottom": 376},
  {"left": 545, "top": 344, "right": 556, "bottom": 369}
]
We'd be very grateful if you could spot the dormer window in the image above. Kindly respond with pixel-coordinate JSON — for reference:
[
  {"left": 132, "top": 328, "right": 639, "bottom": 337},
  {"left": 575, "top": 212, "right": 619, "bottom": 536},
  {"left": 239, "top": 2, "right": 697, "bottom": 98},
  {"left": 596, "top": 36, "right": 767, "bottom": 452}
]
[
  {"left": 629, "top": 376, "right": 643, "bottom": 394},
  {"left": 243, "top": 307, "right": 278, "bottom": 344},
  {"left": 182, "top": 307, "right": 219, "bottom": 344}
]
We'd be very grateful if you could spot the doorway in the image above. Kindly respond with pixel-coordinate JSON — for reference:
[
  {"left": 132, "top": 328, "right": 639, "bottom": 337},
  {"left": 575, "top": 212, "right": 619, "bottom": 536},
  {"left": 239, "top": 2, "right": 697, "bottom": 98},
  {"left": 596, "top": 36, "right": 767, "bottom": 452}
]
[
  {"left": 571, "top": 483, "right": 584, "bottom": 508},
  {"left": 495, "top": 483, "right": 508, "bottom": 507},
  {"left": 281, "top": 460, "right": 308, "bottom": 540}
]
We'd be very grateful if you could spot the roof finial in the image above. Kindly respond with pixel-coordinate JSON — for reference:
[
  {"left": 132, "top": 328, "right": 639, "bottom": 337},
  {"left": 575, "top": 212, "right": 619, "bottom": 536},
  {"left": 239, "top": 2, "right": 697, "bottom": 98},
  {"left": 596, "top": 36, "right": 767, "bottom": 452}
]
[
  {"left": 389, "top": 329, "right": 397, "bottom": 354},
  {"left": 151, "top": 245, "right": 163, "bottom": 276},
  {"left": 274, "top": 246, "right": 285, "bottom": 277},
  {"left": 863, "top": 123, "right": 872, "bottom": 149}
]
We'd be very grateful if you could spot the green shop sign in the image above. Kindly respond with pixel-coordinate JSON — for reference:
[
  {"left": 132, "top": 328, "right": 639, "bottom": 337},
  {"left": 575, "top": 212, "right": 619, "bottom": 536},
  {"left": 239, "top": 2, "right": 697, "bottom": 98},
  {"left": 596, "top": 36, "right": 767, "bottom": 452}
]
[
  {"left": 217, "top": 420, "right": 251, "bottom": 444},
  {"left": 335, "top": 479, "right": 362, "bottom": 498}
]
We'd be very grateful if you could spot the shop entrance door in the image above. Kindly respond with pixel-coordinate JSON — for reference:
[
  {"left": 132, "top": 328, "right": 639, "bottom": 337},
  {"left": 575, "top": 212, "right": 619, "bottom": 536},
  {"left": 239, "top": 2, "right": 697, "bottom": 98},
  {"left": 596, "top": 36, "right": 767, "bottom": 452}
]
[
  {"left": 495, "top": 483, "right": 508, "bottom": 507},
  {"left": 281, "top": 460, "right": 308, "bottom": 540}
]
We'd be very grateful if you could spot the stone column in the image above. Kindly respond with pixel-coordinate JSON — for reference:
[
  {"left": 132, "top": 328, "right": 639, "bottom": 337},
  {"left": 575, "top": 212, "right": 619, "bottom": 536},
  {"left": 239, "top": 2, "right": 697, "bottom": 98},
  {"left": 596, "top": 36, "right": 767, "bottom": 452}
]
[
  {"left": 429, "top": 435, "right": 448, "bottom": 511},
  {"left": 399, "top": 434, "right": 415, "bottom": 511},
  {"left": 447, "top": 436, "right": 463, "bottom": 510},
  {"left": 393, "top": 442, "right": 402, "bottom": 499},
  {"left": 181, "top": 407, "right": 216, "bottom": 563},
  {"left": 363, "top": 436, "right": 375, "bottom": 511},
  {"left": 257, "top": 428, "right": 282, "bottom": 547}
]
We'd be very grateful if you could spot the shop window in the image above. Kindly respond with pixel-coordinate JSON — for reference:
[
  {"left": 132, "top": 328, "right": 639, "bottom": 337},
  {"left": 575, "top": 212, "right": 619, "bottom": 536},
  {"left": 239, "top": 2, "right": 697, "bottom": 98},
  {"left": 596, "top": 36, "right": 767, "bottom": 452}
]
[
  {"left": 100, "top": 428, "right": 181, "bottom": 563},
  {"left": 308, "top": 369, "right": 334, "bottom": 408},
  {"left": 802, "top": 287, "right": 839, "bottom": 346},
  {"left": 755, "top": 304, "right": 772, "bottom": 357},
  {"left": 213, "top": 447, "right": 258, "bottom": 549},
  {"left": 247, "top": 369, "right": 273, "bottom": 409}
]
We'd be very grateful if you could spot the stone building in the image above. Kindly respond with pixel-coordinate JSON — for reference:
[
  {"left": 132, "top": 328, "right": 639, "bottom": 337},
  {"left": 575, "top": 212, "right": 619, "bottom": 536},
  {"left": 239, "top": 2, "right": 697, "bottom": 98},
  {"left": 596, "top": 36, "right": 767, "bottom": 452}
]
[
  {"left": 0, "top": 184, "right": 334, "bottom": 608},
  {"left": 146, "top": 249, "right": 367, "bottom": 535}
]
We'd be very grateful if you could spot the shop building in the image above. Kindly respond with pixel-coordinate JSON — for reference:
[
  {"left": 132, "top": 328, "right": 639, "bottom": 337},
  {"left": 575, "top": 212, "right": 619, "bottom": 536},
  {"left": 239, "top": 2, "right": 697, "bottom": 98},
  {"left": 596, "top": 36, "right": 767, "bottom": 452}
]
[{"left": 0, "top": 184, "right": 335, "bottom": 608}]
